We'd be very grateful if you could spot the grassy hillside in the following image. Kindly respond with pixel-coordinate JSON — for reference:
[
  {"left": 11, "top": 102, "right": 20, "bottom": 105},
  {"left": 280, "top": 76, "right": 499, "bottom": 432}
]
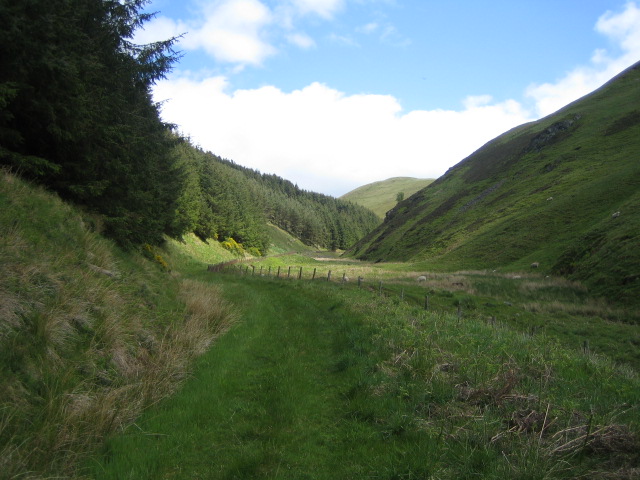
[
  {"left": 350, "top": 61, "right": 640, "bottom": 306},
  {"left": 0, "top": 170, "right": 235, "bottom": 477},
  {"left": 341, "top": 176, "right": 434, "bottom": 218}
]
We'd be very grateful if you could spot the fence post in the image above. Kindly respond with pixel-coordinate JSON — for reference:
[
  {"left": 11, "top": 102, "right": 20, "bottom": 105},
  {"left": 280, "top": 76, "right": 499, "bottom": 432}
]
[
  {"left": 287, "top": 266, "right": 291, "bottom": 278},
  {"left": 424, "top": 295, "right": 429, "bottom": 310},
  {"left": 401, "top": 288, "right": 404, "bottom": 301},
  {"left": 358, "top": 276, "right": 362, "bottom": 288},
  {"left": 342, "top": 272, "right": 346, "bottom": 283},
  {"left": 259, "top": 266, "right": 263, "bottom": 276},
  {"left": 327, "top": 270, "right": 332, "bottom": 282},
  {"left": 252, "top": 265, "right": 255, "bottom": 276},
  {"left": 379, "top": 281, "right": 383, "bottom": 296},
  {"left": 298, "top": 267, "right": 303, "bottom": 280},
  {"left": 268, "top": 266, "right": 271, "bottom": 277},
  {"left": 457, "top": 304, "right": 462, "bottom": 320},
  {"left": 583, "top": 340, "right": 590, "bottom": 355},
  {"left": 312, "top": 268, "right": 316, "bottom": 280},
  {"left": 277, "top": 266, "right": 281, "bottom": 278}
]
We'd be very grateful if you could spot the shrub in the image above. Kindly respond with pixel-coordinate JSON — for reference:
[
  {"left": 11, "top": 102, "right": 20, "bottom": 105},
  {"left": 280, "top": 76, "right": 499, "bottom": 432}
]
[{"left": 221, "top": 237, "right": 245, "bottom": 257}]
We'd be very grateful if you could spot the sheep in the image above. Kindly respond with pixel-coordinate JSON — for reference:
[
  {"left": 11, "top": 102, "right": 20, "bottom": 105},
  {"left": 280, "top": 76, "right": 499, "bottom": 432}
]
[
  {"left": 417, "top": 275, "right": 427, "bottom": 282},
  {"left": 612, "top": 211, "right": 621, "bottom": 218},
  {"left": 531, "top": 262, "right": 539, "bottom": 268}
]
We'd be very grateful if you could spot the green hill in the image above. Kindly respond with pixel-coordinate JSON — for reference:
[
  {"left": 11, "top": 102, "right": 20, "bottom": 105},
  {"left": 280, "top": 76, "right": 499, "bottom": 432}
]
[
  {"left": 349, "top": 61, "right": 640, "bottom": 306},
  {"left": 341, "top": 177, "right": 434, "bottom": 219}
]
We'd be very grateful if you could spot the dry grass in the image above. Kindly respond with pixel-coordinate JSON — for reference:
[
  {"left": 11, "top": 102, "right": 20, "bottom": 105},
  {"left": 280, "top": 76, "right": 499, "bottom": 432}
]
[{"left": 0, "top": 170, "right": 237, "bottom": 478}]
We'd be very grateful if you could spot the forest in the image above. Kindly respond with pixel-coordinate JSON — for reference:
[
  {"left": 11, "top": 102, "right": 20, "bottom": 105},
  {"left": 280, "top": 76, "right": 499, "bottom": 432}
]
[{"left": 0, "top": 0, "right": 378, "bottom": 253}]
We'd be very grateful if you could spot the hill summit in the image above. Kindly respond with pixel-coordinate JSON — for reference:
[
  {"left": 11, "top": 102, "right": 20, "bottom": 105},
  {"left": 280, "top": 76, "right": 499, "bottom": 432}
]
[
  {"left": 349, "top": 61, "right": 640, "bottom": 305},
  {"left": 341, "top": 177, "right": 434, "bottom": 219}
]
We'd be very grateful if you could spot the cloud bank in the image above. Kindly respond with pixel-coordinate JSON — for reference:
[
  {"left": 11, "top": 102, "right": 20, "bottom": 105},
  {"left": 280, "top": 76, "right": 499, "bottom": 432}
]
[{"left": 148, "top": 1, "right": 640, "bottom": 196}]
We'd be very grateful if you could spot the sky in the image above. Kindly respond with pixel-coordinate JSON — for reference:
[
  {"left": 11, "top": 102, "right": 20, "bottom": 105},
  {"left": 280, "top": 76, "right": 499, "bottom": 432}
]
[{"left": 135, "top": 0, "right": 640, "bottom": 197}]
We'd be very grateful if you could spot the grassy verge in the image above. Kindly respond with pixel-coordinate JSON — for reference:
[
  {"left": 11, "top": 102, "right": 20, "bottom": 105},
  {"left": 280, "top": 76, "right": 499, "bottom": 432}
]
[
  {"left": 90, "top": 275, "right": 640, "bottom": 479},
  {"left": 0, "top": 171, "right": 236, "bottom": 477}
]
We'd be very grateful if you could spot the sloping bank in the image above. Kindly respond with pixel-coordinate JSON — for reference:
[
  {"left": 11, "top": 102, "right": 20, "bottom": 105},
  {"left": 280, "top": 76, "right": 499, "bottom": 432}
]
[{"left": 0, "top": 171, "right": 235, "bottom": 478}]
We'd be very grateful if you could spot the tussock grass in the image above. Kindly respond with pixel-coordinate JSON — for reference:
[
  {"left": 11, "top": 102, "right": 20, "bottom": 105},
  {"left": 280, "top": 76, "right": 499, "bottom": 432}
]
[{"left": 0, "top": 170, "right": 235, "bottom": 478}]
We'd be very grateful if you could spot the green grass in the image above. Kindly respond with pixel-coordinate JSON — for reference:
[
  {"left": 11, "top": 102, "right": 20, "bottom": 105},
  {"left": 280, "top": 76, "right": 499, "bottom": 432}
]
[
  {"left": 223, "top": 254, "right": 640, "bottom": 370},
  {"left": 89, "top": 274, "right": 640, "bottom": 479},
  {"left": 3, "top": 167, "right": 639, "bottom": 479},
  {"left": 341, "top": 176, "right": 434, "bottom": 219},
  {"left": 0, "top": 171, "right": 235, "bottom": 478},
  {"left": 265, "top": 222, "right": 317, "bottom": 255}
]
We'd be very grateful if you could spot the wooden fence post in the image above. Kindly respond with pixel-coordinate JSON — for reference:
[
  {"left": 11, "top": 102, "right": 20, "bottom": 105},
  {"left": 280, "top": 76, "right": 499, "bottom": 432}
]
[
  {"left": 298, "top": 267, "right": 303, "bottom": 280},
  {"left": 312, "top": 268, "right": 316, "bottom": 280},
  {"left": 277, "top": 266, "right": 281, "bottom": 278},
  {"left": 268, "top": 266, "right": 271, "bottom": 277},
  {"left": 327, "top": 270, "right": 332, "bottom": 282},
  {"left": 424, "top": 295, "right": 429, "bottom": 310},
  {"left": 358, "top": 276, "right": 362, "bottom": 288},
  {"left": 342, "top": 272, "right": 346, "bottom": 283},
  {"left": 287, "top": 266, "right": 291, "bottom": 278},
  {"left": 259, "top": 266, "right": 263, "bottom": 276},
  {"left": 252, "top": 265, "right": 255, "bottom": 276}
]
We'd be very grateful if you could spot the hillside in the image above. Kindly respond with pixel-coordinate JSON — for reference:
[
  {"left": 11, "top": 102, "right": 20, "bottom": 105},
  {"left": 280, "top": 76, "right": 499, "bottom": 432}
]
[
  {"left": 341, "top": 177, "right": 434, "bottom": 219},
  {"left": 0, "top": 170, "right": 238, "bottom": 476},
  {"left": 349, "top": 61, "right": 640, "bottom": 306}
]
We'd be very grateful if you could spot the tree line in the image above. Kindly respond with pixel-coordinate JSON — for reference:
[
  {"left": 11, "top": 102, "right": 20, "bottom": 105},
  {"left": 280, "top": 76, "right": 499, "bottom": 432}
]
[{"left": 0, "top": 0, "right": 378, "bottom": 253}]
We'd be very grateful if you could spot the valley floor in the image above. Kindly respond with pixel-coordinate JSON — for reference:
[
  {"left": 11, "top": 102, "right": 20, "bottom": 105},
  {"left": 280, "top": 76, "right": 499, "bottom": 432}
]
[{"left": 89, "top": 270, "right": 640, "bottom": 479}]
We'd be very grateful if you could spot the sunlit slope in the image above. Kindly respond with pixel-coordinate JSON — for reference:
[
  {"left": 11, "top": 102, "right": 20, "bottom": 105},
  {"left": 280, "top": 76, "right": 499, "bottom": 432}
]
[
  {"left": 349, "top": 62, "right": 640, "bottom": 305},
  {"left": 341, "top": 177, "right": 434, "bottom": 219}
]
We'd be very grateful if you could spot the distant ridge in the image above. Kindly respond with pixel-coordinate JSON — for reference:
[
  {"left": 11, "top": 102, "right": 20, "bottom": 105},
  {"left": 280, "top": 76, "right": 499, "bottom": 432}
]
[
  {"left": 341, "top": 177, "right": 434, "bottom": 219},
  {"left": 349, "top": 61, "right": 640, "bottom": 305}
]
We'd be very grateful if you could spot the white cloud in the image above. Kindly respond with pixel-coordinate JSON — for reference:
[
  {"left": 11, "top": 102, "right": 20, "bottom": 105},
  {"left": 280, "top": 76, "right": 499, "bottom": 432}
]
[
  {"left": 356, "top": 22, "right": 379, "bottom": 34},
  {"left": 136, "top": 0, "right": 276, "bottom": 66},
  {"left": 288, "top": 0, "right": 345, "bottom": 19},
  {"left": 154, "top": 78, "right": 531, "bottom": 196},
  {"left": 526, "top": 1, "right": 640, "bottom": 117},
  {"left": 193, "top": 0, "right": 275, "bottom": 64},
  {"left": 134, "top": 16, "right": 188, "bottom": 46},
  {"left": 287, "top": 32, "right": 316, "bottom": 49}
]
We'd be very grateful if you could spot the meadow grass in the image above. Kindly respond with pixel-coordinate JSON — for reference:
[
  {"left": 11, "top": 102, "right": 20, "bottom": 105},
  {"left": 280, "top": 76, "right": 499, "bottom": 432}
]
[
  {"left": 225, "top": 254, "right": 640, "bottom": 370},
  {"left": 89, "top": 274, "right": 640, "bottom": 479}
]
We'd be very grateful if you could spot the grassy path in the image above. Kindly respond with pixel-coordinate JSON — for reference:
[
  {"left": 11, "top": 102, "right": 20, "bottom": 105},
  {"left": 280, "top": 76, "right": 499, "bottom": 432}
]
[
  {"left": 89, "top": 276, "right": 429, "bottom": 479},
  {"left": 89, "top": 273, "right": 640, "bottom": 479}
]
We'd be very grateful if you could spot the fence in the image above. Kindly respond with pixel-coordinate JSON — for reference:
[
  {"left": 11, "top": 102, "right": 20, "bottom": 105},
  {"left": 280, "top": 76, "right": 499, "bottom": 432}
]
[{"left": 208, "top": 261, "right": 472, "bottom": 320}]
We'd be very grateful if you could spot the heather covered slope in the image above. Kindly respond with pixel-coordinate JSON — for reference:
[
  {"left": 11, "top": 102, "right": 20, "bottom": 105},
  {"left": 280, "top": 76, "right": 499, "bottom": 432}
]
[{"left": 349, "top": 61, "right": 640, "bottom": 305}]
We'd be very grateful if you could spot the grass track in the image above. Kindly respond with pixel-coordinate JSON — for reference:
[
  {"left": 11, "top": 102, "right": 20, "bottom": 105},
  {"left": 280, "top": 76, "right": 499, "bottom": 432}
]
[
  {"left": 89, "top": 276, "right": 425, "bottom": 479},
  {"left": 89, "top": 273, "right": 640, "bottom": 479}
]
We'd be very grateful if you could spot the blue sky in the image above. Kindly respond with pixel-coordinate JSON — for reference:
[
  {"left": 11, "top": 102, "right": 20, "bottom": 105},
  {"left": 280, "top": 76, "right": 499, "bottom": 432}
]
[{"left": 137, "top": 0, "right": 640, "bottom": 196}]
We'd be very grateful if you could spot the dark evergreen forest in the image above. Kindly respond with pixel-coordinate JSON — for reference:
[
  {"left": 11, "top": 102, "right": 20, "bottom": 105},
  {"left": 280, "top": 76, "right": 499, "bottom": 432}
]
[{"left": 0, "top": 0, "right": 378, "bottom": 253}]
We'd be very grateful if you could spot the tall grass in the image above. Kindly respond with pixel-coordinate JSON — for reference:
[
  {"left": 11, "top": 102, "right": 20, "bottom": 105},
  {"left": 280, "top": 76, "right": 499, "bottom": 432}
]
[{"left": 0, "top": 170, "right": 235, "bottom": 478}]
